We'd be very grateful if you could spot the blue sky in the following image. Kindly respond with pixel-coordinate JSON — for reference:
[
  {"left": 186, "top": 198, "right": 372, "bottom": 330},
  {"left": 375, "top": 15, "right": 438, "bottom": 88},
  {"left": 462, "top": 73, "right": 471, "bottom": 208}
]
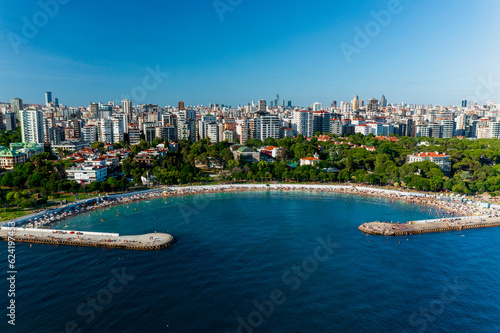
[{"left": 0, "top": 0, "right": 499, "bottom": 107}]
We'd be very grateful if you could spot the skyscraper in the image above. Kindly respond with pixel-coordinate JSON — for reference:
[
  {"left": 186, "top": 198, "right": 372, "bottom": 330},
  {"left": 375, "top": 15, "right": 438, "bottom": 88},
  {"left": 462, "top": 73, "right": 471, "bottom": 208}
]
[
  {"left": 89, "top": 103, "right": 98, "bottom": 118},
  {"left": 20, "top": 110, "right": 45, "bottom": 144},
  {"left": 367, "top": 98, "right": 379, "bottom": 112},
  {"left": 260, "top": 114, "right": 280, "bottom": 140},
  {"left": 351, "top": 95, "right": 359, "bottom": 111},
  {"left": 312, "top": 102, "right": 322, "bottom": 111},
  {"left": 4, "top": 112, "right": 16, "bottom": 131},
  {"left": 293, "top": 110, "right": 314, "bottom": 138},
  {"left": 45, "top": 92, "right": 52, "bottom": 106},
  {"left": 11, "top": 98, "right": 22, "bottom": 120},
  {"left": 122, "top": 99, "right": 132, "bottom": 119},
  {"left": 381, "top": 95, "right": 387, "bottom": 108},
  {"left": 461, "top": 99, "right": 468, "bottom": 108},
  {"left": 258, "top": 99, "right": 267, "bottom": 112}
]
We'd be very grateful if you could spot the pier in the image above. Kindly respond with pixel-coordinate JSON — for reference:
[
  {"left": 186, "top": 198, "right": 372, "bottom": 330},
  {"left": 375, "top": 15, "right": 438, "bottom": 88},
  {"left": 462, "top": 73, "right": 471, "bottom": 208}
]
[
  {"left": 0, "top": 228, "right": 176, "bottom": 250},
  {"left": 359, "top": 215, "right": 500, "bottom": 236}
]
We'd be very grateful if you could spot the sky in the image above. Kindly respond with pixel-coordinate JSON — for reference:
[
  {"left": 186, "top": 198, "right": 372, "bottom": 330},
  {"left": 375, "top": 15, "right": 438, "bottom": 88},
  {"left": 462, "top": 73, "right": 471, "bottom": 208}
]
[{"left": 0, "top": 0, "right": 499, "bottom": 108}]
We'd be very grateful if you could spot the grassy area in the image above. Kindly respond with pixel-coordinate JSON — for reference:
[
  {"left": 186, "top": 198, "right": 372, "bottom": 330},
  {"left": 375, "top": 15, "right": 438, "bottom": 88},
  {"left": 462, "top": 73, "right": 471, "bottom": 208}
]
[
  {"left": 0, "top": 207, "right": 35, "bottom": 221},
  {"left": 51, "top": 193, "right": 101, "bottom": 203}
]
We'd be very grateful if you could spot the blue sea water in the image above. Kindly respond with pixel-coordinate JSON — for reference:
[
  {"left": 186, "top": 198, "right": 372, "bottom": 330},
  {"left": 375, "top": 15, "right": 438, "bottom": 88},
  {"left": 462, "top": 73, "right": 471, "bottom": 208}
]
[{"left": 1, "top": 191, "right": 500, "bottom": 333}]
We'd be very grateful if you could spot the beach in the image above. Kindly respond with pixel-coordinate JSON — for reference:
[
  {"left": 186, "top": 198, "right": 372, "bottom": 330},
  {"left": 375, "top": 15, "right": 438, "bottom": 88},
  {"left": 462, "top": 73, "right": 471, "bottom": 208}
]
[{"left": 7, "top": 183, "right": 497, "bottom": 229}]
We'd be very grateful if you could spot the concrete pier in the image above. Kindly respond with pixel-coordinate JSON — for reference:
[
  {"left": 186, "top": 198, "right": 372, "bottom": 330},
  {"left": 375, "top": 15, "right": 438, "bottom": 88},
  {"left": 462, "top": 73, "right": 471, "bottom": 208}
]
[
  {"left": 359, "top": 215, "right": 500, "bottom": 236},
  {"left": 0, "top": 228, "right": 176, "bottom": 250}
]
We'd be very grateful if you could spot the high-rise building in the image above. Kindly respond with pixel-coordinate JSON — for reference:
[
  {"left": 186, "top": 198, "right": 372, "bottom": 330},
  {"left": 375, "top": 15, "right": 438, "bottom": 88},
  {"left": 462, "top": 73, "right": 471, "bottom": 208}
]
[
  {"left": 145, "top": 127, "right": 156, "bottom": 143},
  {"left": 43, "top": 118, "right": 55, "bottom": 143},
  {"left": 249, "top": 117, "right": 261, "bottom": 139},
  {"left": 20, "top": 110, "right": 44, "bottom": 144},
  {"left": 313, "top": 112, "right": 331, "bottom": 134},
  {"left": 205, "top": 122, "right": 219, "bottom": 143},
  {"left": 89, "top": 103, "right": 98, "bottom": 118},
  {"left": 330, "top": 101, "right": 337, "bottom": 108},
  {"left": 99, "top": 105, "right": 113, "bottom": 119},
  {"left": 441, "top": 119, "right": 455, "bottom": 138},
  {"left": 236, "top": 118, "right": 250, "bottom": 143},
  {"left": 312, "top": 102, "right": 322, "bottom": 111},
  {"left": 185, "top": 109, "right": 197, "bottom": 121},
  {"left": 367, "top": 98, "right": 379, "bottom": 112},
  {"left": 49, "top": 126, "right": 64, "bottom": 145},
  {"left": 416, "top": 125, "right": 431, "bottom": 138},
  {"left": 293, "top": 110, "right": 314, "bottom": 137},
  {"left": 98, "top": 118, "right": 113, "bottom": 144},
  {"left": 340, "top": 102, "right": 352, "bottom": 113},
  {"left": 258, "top": 100, "right": 267, "bottom": 112},
  {"left": 45, "top": 92, "right": 52, "bottom": 106},
  {"left": 54, "top": 97, "right": 59, "bottom": 108},
  {"left": 11, "top": 98, "right": 23, "bottom": 120},
  {"left": 381, "top": 95, "right": 387, "bottom": 108},
  {"left": 178, "top": 120, "right": 196, "bottom": 142},
  {"left": 178, "top": 101, "right": 185, "bottom": 110},
  {"left": 429, "top": 123, "right": 441, "bottom": 138},
  {"left": 461, "top": 99, "right": 468, "bottom": 108},
  {"left": 351, "top": 95, "right": 359, "bottom": 111},
  {"left": 122, "top": 99, "right": 132, "bottom": 120},
  {"left": 82, "top": 125, "right": 98, "bottom": 143},
  {"left": 128, "top": 124, "right": 141, "bottom": 145},
  {"left": 112, "top": 117, "right": 125, "bottom": 143},
  {"left": 330, "top": 119, "right": 343, "bottom": 136},
  {"left": 489, "top": 122, "right": 500, "bottom": 139},
  {"left": 156, "top": 125, "right": 177, "bottom": 142},
  {"left": 4, "top": 112, "right": 16, "bottom": 131},
  {"left": 260, "top": 114, "right": 280, "bottom": 140}
]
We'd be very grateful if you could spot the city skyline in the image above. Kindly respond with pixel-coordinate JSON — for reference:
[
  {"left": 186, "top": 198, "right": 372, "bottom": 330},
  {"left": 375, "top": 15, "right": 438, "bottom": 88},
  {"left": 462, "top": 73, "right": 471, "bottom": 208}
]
[
  {"left": 1, "top": 92, "right": 497, "bottom": 110},
  {"left": 1, "top": 0, "right": 499, "bottom": 107}
]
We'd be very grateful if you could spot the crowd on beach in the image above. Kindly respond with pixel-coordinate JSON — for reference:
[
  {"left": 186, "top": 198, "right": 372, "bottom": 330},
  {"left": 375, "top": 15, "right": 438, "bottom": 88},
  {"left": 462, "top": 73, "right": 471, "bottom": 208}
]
[{"left": 11, "top": 184, "right": 500, "bottom": 230}]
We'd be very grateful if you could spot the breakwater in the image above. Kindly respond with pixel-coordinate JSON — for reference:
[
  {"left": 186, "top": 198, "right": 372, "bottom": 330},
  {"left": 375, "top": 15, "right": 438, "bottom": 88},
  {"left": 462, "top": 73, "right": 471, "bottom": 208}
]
[
  {"left": 0, "top": 227, "right": 176, "bottom": 250},
  {"left": 359, "top": 215, "right": 500, "bottom": 236}
]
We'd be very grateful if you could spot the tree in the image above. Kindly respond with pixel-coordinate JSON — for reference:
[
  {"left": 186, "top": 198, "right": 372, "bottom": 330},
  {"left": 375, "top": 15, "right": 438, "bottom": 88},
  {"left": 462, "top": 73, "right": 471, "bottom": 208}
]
[
  {"left": 91, "top": 141, "right": 106, "bottom": 152},
  {"left": 227, "top": 159, "right": 239, "bottom": 170},
  {"left": 223, "top": 148, "right": 234, "bottom": 162}
]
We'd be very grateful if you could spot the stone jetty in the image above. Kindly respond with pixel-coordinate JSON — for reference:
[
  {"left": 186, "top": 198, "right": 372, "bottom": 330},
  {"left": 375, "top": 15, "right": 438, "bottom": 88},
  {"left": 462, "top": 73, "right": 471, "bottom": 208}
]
[
  {"left": 0, "top": 227, "right": 176, "bottom": 250},
  {"left": 359, "top": 215, "right": 500, "bottom": 236}
]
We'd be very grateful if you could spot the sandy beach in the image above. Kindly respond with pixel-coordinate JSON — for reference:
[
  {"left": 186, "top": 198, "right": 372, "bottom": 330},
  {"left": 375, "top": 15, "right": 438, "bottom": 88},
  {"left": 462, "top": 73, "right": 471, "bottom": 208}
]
[{"left": 8, "top": 183, "right": 496, "bottom": 229}]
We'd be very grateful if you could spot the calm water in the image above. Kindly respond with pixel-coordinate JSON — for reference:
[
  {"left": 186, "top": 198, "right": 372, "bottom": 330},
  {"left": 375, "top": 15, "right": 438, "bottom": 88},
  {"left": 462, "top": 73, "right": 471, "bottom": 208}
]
[{"left": 1, "top": 191, "right": 500, "bottom": 333}]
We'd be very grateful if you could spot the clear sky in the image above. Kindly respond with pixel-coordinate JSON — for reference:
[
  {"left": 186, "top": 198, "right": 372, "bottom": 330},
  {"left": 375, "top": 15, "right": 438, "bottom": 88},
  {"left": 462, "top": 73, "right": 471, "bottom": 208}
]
[{"left": 0, "top": 0, "right": 499, "bottom": 107}]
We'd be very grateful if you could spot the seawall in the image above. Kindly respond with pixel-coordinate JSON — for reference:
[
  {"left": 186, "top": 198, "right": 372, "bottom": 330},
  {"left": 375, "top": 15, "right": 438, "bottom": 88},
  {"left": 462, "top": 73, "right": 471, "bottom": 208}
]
[
  {"left": 359, "top": 215, "right": 500, "bottom": 236},
  {"left": 0, "top": 227, "right": 176, "bottom": 251}
]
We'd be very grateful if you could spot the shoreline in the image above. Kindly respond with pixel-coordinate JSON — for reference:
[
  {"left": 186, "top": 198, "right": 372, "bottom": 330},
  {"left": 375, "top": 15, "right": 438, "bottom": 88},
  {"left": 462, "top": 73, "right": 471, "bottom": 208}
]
[{"left": 9, "top": 183, "right": 493, "bottom": 229}]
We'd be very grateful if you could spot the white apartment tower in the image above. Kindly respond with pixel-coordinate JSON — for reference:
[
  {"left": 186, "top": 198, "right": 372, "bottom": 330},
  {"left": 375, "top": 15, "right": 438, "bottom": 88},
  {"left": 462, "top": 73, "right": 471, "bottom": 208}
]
[
  {"left": 20, "top": 110, "right": 44, "bottom": 144},
  {"left": 260, "top": 114, "right": 280, "bottom": 140},
  {"left": 99, "top": 118, "right": 113, "bottom": 144},
  {"left": 293, "top": 110, "right": 314, "bottom": 138},
  {"left": 122, "top": 99, "right": 132, "bottom": 119},
  {"left": 112, "top": 117, "right": 125, "bottom": 143}
]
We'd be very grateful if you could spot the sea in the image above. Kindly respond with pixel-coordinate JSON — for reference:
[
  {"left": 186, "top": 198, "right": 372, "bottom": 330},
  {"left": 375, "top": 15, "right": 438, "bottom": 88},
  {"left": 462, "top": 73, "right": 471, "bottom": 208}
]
[{"left": 1, "top": 191, "right": 499, "bottom": 333}]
